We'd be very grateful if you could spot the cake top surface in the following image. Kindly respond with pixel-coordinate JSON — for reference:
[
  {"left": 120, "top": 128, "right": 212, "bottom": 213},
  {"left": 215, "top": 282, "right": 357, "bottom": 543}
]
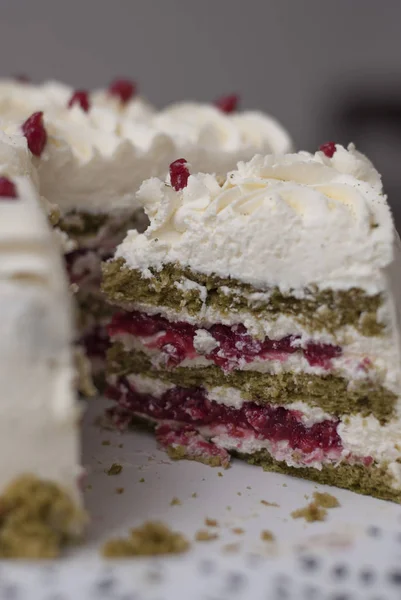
[
  {"left": 116, "top": 144, "right": 393, "bottom": 293},
  {"left": 0, "top": 81, "right": 174, "bottom": 214},
  {"left": 0, "top": 80, "right": 294, "bottom": 213},
  {"left": 153, "top": 101, "right": 293, "bottom": 156}
]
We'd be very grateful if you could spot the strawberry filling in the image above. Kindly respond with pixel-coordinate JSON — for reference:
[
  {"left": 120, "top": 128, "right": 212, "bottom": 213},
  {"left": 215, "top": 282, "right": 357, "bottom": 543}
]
[
  {"left": 108, "top": 311, "right": 342, "bottom": 371},
  {"left": 107, "top": 378, "right": 341, "bottom": 455}
]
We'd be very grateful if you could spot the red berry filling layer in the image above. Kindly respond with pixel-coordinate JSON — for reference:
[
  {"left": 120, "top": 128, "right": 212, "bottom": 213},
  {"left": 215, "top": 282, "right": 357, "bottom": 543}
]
[
  {"left": 107, "top": 377, "right": 342, "bottom": 457},
  {"left": 108, "top": 311, "right": 342, "bottom": 371},
  {"left": 82, "top": 327, "right": 111, "bottom": 358}
]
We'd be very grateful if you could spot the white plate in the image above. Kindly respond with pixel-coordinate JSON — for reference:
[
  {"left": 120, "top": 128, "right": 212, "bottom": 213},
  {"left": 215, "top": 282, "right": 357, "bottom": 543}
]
[{"left": 4, "top": 397, "right": 401, "bottom": 600}]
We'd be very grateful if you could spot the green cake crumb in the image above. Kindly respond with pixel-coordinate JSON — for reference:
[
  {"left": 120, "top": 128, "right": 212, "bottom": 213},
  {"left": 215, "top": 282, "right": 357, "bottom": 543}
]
[
  {"left": 101, "top": 440, "right": 111, "bottom": 446},
  {"left": 165, "top": 444, "right": 229, "bottom": 468},
  {"left": 261, "top": 500, "right": 279, "bottom": 507},
  {"left": 313, "top": 491, "right": 340, "bottom": 508},
  {"left": 191, "top": 493, "right": 197, "bottom": 498},
  {"left": 170, "top": 497, "right": 181, "bottom": 506},
  {"left": 223, "top": 542, "right": 240, "bottom": 553},
  {"left": 291, "top": 503, "right": 327, "bottom": 522},
  {"left": 261, "top": 530, "right": 275, "bottom": 542},
  {"left": 195, "top": 530, "right": 219, "bottom": 542},
  {"left": 218, "top": 472, "right": 223, "bottom": 477},
  {"left": 139, "top": 478, "right": 145, "bottom": 483},
  {"left": 106, "top": 464, "right": 122, "bottom": 476},
  {"left": 102, "top": 521, "right": 190, "bottom": 557},
  {"left": 0, "top": 475, "right": 85, "bottom": 558}
]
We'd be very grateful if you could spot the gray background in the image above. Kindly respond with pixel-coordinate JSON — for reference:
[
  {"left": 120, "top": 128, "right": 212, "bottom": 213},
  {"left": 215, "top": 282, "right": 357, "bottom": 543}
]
[{"left": 2, "top": 0, "right": 401, "bottom": 222}]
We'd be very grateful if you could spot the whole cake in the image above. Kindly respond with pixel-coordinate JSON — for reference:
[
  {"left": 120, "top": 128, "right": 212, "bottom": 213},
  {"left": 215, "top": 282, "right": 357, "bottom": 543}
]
[
  {"left": 102, "top": 144, "right": 401, "bottom": 502},
  {"left": 0, "top": 130, "right": 84, "bottom": 557}
]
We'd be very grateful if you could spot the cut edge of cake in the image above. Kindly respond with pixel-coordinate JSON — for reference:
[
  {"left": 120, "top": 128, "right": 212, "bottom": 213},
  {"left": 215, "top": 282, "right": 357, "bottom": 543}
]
[{"left": 102, "top": 145, "right": 401, "bottom": 503}]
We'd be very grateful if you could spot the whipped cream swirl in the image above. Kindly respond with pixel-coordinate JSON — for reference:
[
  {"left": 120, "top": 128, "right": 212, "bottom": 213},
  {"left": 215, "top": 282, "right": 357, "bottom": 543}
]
[
  {"left": 118, "top": 147, "right": 393, "bottom": 294},
  {"left": 152, "top": 102, "right": 293, "bottom": 174}
]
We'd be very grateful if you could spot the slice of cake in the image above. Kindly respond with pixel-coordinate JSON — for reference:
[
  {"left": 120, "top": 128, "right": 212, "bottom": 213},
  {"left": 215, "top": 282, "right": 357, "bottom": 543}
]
[
  {"left": 0, "top": 131, "right": 84, "bottom": 557},
  {"left": 102, "top": 145, "right": 401, "bottom": 502}
]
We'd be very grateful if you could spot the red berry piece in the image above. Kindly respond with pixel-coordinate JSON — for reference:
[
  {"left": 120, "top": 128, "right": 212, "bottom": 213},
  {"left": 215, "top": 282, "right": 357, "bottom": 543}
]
[
  {"left": 215, "top": 94, "right": 239, "bottom": 113},
  {"left": 319, "top": 141, "right": 337, "bottom": 158},
  {"left": 0, "top": 176, "right": 18, "bottom": 199},
  {"left": 21, "top": 111, "right": 47, "bottom": 157},
  {"left": 108, "top": 78, "right": 136, "bottom": 104},
  {"left": 68, "top": 90, "right": 90, "bottom": 112},
  {"left": 169, "top": 158, "right": 190, "bottom": 191}
]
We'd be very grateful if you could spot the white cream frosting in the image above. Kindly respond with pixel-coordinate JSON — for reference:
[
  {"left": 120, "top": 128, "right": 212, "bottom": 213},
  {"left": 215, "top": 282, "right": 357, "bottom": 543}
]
[
  {"left": 153, "top": 102, "right": 293, "bottom": 174},
  {"left": 118, "top": 148, "right": 394, "bottom": 294},
  {"left": 317, "top": 143, "right": 383, "bottom": 193},
  {"left": 0, "top": 132, "right": 82, "bottom": 508},
  {"left": 0, "top": 81, "right": 173, "bottom": 215},
  {"left": 91, "top": 88, "right": 155, "bottom": 121}
]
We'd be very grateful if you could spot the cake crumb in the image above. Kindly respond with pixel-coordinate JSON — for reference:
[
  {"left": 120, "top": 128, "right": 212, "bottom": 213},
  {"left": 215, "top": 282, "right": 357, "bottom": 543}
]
[
  {"left": 261, "top": 530, "right": 275, "bottom": 542},
  {"left": 223, "top": 543, "right": 240, "bottom": 553},
  {"left": 304, "top": 494, "right": 309, "bottom": 500},
  {"left": 205, "top": 518, "right": 218, "bottom": 527},
  {"left": 246, "top": 486, "right": 251, "bottom": 490},
  {"left": 237, "top": 492, "right": 242, "bottom": 496},
  {"left": 283, "top": 483, "right": 288, "bottom": 488},
  {"left": 0, "top": 475, "right": 85, "bottom": 558},
  {"left": 313, "top": 491, "right": 340, "bottom": 508},
  {"left": 191, "top": 493, "right": 197, "bottom": 498},
  {"left": 232, "top": 528, "right": 244, "bottom": 535},
  {"left": 118, "top": 443, "right": 124, "bottom": 448},
  {"left": 291, "top": 503, "right": 327, "bottom": 522},
  {"left": 195, "top": 530, "right": 218, "bottom": 542},
  {"left": 102, "top": 521, "right": 190, "bottom": 557},
  {"left": 218, "top": 472, "right": 223, "bottom": 477},
  {"left": 115, "top": 488, "right": 124, "bottom": 495},
  {"left": 86, "top": 484, "right": 92, "bottom": 491},
  {"left": 139, "top": 478, "right": 145, "bottom": 483},
  {"left": 226, "top": 506, "right": 232, "bottom": 511},
  {"left": 260, "top": 500, "right": 279, "bottom": 507},
  {"left": 106, "top": 463, "right": 122, "bottom": 476},
  {"left": 170, "top": 497, "right": 181, "bottom": 506},
  {"left": 101, "top": 440, "right": 110, "bottom": 446}
]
